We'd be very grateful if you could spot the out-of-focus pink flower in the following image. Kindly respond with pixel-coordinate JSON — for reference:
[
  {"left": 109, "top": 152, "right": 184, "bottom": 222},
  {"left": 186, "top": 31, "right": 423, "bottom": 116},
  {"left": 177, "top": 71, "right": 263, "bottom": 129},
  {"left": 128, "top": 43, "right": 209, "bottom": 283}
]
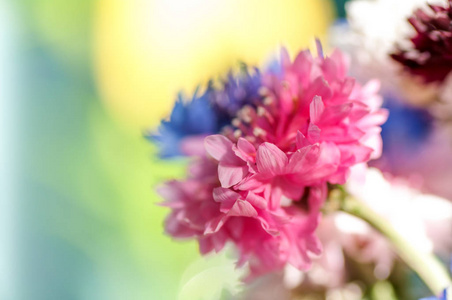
[
  {"left": 160, "top": 155, "right": 326, "bottom": 279},
  {"left": 159, "top": 45, "right": 387, "bottom": 279},
  {"left": 158, "top": 176, "right": 227, "bottom": 254}
]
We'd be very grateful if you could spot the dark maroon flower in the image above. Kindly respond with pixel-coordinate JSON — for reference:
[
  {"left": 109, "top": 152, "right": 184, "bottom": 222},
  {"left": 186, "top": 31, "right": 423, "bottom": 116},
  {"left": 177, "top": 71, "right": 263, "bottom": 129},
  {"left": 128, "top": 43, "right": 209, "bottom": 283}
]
[{"left": 391, "top": 1, "right": 452, "bottom": 83}]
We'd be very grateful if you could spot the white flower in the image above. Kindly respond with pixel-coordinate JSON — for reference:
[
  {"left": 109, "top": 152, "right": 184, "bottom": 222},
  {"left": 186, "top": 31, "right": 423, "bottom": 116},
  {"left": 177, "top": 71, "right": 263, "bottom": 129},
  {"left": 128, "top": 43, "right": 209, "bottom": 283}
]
[{"left": 342, "top": 168, "right": 452, "bottom": 277}]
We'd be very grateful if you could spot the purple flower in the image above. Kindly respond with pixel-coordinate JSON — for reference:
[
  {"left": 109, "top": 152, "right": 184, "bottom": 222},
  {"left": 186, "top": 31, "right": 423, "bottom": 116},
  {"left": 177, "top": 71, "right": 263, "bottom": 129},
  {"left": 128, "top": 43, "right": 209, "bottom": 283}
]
[
  {"left": 391, "top": 1, "right": 452, "bottom": 83},
  {"left": 211, "top": 66, "right": 262, "bottom": 128},
  {"left": 147, "top": 88, "right": 219, "bottom": 158},
  {"left": 148, "top": 67, "right": 262, "bottom": 159}
]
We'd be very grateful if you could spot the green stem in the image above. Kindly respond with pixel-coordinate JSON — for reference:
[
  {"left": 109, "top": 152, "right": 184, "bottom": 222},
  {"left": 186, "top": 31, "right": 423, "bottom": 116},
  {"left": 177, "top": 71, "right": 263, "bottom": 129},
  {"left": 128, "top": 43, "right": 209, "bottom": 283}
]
[{"left": 339, "top": 194, "right": 451, "bottom": 295}]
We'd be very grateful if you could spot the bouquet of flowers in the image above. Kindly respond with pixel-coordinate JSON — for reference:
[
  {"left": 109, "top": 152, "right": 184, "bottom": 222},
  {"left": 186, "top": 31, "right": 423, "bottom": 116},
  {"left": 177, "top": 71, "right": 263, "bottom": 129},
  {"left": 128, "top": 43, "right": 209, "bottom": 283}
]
[{"left": 148, "top": 1, "right": 452, "bottom": 299}]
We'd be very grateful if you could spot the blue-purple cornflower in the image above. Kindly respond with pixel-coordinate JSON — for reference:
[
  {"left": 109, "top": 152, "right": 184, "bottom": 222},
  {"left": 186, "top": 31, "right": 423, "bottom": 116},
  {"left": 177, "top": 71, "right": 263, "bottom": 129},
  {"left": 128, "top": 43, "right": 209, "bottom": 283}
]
[
  {"left": 147, "top": 88, "right": 219, "bottom": 158},
  {"left": 210, "top": 66, "right": 261, "bottom": 128},
  {"left": 149, "top": 66, "right": 262, "bottom": 158}
]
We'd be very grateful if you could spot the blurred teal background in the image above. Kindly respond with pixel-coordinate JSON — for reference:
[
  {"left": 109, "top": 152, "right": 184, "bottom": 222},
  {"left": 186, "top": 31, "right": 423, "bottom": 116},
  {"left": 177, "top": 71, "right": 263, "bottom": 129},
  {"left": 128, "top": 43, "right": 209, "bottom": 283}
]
[{"left": 1, "top": 0, "right": 344, "bottom": 299}]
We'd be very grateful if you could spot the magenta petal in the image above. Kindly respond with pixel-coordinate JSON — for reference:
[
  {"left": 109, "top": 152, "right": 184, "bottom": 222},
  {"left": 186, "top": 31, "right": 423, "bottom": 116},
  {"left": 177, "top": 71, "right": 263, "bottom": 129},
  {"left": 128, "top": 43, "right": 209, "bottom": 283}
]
[
  {"left": 327, "top": 169, "right": 349, "bottom": 185},
  {"left": 278, "top": 179, "right": 304, "bottom": 201},
  {"left": 213, "top": 187, "right": 238, "bottom": 212},
  {"left": 199, "top": 238, "right": 214, "bottom": 255},
  {"left": 321, "top": 56, "right": 339, "bottom": 82},
  {"left": 296, "top": 131, "right": 311, "bottom": 149},
  {"left": 321, "top": 102, "right": 353, "bottom": 124},
  {"left": 218, "top": 164, "right": 248, "bottom": 188},
  {"left": 309, "top": 95, "right": 325, "bottom": 124},
  {"left": 340, "top": 77, "right": 355, "bottom": 97},
  {"left": 233, "top": 137, "right": 256, "bottom": 163},
  {"left": 306, "top": 235, "right": 322, "bottom": 255},
  {"left": 258, "top": 217, "right": 280, "bottom": 236},
  {"left": 307, "top": 123, "right": 321, "bottom": 143},
  {"left": 293, "top": 50, "right": 313, "bottom": 84},
  {"left": 288, "top": 144, "right": 320, "bottom": 173},
  {"left": 341, "top": 144, "right": 374, "bottom": 164},
  {"left": 204, "top": 215, "right": 228, "bottom": 234},
  {"left": 245, "top": 192, "right": 267, "bottom": 209},
  {"left": 330, "top": 49, "right": 349, "bottom": 78},
  {"left": 236, "top": 175, "right": 266, "bottom": 191},
  {"left": 256, "top": 143, "right": 288, "bottom": 175},
  {"left": 165, "top": 214, "right": 194, "bottom": 238},
  {"left": 204, "top": 135, "right": 233, "bottom": 161},
  {"left": 199, "top": 232, "right": 227, "bottom": 254},
  {"left": 213, "top": 187, "right": 238, "bottom": 203},
  {"left": 228, "top": 199, "right": 258, "bottom": 217},
  {"left": 269, "top": 185, "right": 283, "bottom": 210},
  {"left": 211, "top": 231, "right": 227, "bottom": 253},
  {"left": 308, "top": 184, "right": 328, "bottom": 212},
  {"left": 303, "top": 76, "right": 332, "bottom": 102}
]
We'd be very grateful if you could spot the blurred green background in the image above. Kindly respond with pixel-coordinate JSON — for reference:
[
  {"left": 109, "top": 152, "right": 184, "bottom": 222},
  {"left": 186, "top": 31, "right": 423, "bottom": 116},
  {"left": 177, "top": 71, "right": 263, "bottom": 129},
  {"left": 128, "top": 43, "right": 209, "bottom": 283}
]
[{"left": 2, "top": 0, "right": 348, "bottom": 299}]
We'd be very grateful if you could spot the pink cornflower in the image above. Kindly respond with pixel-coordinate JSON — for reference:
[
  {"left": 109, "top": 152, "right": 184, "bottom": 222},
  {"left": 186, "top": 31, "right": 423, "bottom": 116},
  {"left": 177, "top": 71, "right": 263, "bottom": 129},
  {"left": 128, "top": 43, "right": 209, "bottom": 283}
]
[{"left": 159, "top": 43, "right": 387, "bottom": 279}]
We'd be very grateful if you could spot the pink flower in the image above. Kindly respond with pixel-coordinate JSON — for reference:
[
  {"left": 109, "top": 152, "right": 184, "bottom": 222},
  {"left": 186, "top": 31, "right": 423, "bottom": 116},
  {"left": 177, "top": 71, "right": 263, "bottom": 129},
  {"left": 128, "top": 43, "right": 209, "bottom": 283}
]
[
  {"left": 160, "top": 155, "right": 326, "bottom": 279},
  {"left": 226, "top": 47, "right": 387, "bottom": 182},
  {"left": 159, "top": 44, "right": 387, "bottom": 279},
  {"left": 158, "top": 176, "right": 226, "bottom": 254}
]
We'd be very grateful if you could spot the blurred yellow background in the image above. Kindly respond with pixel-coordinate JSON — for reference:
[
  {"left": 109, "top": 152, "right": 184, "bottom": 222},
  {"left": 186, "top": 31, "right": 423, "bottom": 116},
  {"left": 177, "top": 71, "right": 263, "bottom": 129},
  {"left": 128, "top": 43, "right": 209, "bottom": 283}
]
[{"left": 94, "top": 0, "right": 334, "bottom": 130}]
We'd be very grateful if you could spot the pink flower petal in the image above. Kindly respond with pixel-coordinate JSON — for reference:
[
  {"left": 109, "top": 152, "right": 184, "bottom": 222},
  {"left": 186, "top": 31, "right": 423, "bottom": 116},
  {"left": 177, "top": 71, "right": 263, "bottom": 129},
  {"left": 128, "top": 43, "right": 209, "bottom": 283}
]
[
  {"left": 339, "top": 77, "right": 355, "bottom": 97},
  {"left": 321, "top": 102, "right": 353, "bottom": 124},
  {"left": 256, "top": 143, "right": 288, "bottom": 175},
  {"left": 310, "top": 95, "right": 325, "bottom": 124},
  {"left": 218, "top": 164, "right": 248, "bottom": 188},
  {"left": 303, "top": 76, "right": 332, "bottom": 103},
  {"left": 213, "top": 187, "right": 239, "bottom": 212},
  {"left": 235, "top": 174, "right": 268, "bottom": 192},
  {"left": 245, "top": 192, "right": 267, "bottom": 209},
  {"left": 296, "top": 131, "right": 311, "bottom": 148},
  {"left": 293, "top": 50, "right": 313, "bottom": 85},
  {"left": 228, "top": 199, "right": 258, "bottom": 217},
  {"left": 277, "top": 178, "right": 305, "bottom": 201},
  {"left": 233, "top": 137, "right": 256, "bottom": 163},
  {"left": 204, "top": 134, "right": 234, "bottom": 162},
  {"left": 287, "top": 145, "right": 319, "bottom": 173},
  {"left": 268, "top": 184, "right": 283, "bottom": 210},
  {"left": 204, "top": 215, "right": 228, "bottom": 234},
  {"left": 307, "top": 123, "right": 321, "bottom": 142}
]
